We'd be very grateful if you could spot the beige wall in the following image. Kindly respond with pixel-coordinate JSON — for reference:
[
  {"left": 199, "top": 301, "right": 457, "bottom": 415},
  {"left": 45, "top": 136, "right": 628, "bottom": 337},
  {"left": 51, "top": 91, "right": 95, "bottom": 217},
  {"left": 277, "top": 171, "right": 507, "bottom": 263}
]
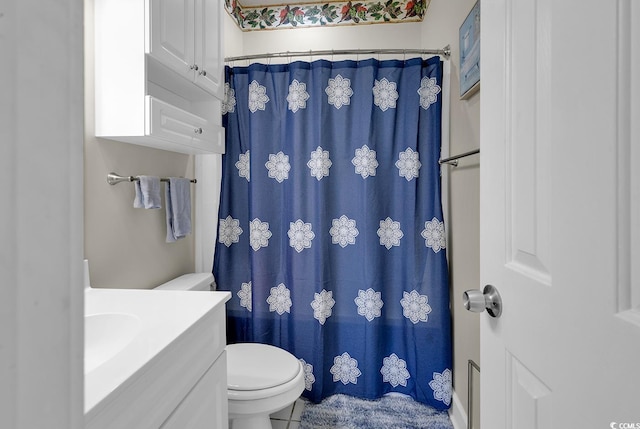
[
  {"left": 224, "top": 1, "right": 481, "bottom": 421},
  {"left": 238, "top": 22, "right": 424, "bottom": 59},
  {"left": 84, "top": 0, "right": 196, "bottom": 289},
  {"left": 422, "top": 0, "right": 481, "bottom": 423}
]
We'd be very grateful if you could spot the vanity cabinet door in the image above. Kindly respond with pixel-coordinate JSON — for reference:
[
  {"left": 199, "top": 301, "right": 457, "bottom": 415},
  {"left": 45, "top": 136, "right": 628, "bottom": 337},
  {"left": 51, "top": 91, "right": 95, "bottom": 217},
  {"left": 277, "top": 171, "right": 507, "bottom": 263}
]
[
  {"left": 193, "top": 0, "right": 224, "bottom": 99},
  {"left": 160, "top": 351, "right": 228, "bottom": 429},
  {"left": 149, "top": 0, "right": 196, "bottom": 80}
]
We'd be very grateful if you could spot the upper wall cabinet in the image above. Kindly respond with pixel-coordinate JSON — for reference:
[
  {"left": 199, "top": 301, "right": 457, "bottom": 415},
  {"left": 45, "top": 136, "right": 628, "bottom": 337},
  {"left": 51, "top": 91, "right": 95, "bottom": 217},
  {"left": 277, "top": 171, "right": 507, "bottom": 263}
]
[
  {"left": 150, "top": 0, "right": 224, "bottom": 99},
  {"left": 95, "top": 0, "right": 225, "bottom": 155}
]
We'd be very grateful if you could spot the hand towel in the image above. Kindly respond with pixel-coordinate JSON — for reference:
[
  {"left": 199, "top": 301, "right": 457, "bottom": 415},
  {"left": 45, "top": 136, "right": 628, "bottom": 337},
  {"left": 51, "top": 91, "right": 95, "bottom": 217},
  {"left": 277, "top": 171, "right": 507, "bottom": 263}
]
[
  {"left": 133, "top": 176, "right": 162, "bottom": 209},
  {"left": 165, "top": 178, "right": 192, "bottom": 242}
]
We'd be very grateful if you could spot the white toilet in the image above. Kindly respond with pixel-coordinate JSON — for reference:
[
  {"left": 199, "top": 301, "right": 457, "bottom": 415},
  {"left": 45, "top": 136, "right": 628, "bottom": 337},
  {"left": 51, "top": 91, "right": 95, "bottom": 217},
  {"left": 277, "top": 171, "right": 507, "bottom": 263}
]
[{"left": 155, "top": 273, "right": 305, "bottom": 429}]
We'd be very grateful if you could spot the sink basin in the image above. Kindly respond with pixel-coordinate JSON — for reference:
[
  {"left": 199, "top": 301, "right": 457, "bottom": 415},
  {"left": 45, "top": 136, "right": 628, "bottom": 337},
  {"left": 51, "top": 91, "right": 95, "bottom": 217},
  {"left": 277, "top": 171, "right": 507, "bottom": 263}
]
[
  {"left": 84, "top": 288, "right": 231, "bottom": 422},
  {"left": 85, "top": 313, "right": 141, "bottom": 373}
]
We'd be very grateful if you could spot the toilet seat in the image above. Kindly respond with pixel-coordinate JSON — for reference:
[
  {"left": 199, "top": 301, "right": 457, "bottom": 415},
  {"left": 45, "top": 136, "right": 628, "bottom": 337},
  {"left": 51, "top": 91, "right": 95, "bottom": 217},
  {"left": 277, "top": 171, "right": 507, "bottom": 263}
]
[
  {"left": 226, "top": 343, "right": 302, "bottom": 394},
  {"left": 227, "top": 363, "right": 304, "bottom": 402}
]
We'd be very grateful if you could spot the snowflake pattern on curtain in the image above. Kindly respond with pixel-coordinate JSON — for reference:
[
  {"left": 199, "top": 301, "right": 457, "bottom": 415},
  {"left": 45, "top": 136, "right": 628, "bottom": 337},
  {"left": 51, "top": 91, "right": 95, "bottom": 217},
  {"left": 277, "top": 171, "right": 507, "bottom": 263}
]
[
  {"left": 421, "top": 218, "right": 446, "bottom": 253},
  {"left": 418, "top": 76, "right": 441, "bottom": 110},
  {"left": 266, "top": 151, "right": 291, "bottom": 183},
  {"left": 428, "top": 369, "right": 452, "bottom": 406},
  {"left": 380, "top": 353, "right": 411, "bottom": 387},
  {"left": 288, "top": 219, "right": 315, "bottom": 252},
  {"left": 310, "top": 289, "right": 336, "bottom": 325},
  {"left": 395, "top": 148, "right": 422, "bottom": 181},
  {"left": 300, "top": 359, "right": 316, "bottom": 391},
  {"left": 354, "top": 288, "right": 384, "bottom": 321},
  {"left": 329, "top": 215, "right": 359, "bottom": 247},
  {"left": 218, "top": 216, "right": 243, "bottom": 247},
  {"left": 400, "top": 290, "right": 432, "bottom": 324},
  {"left": 377, "top": 217, "right": 404, "bottom": 249},
  {"left": 331, "top": 352, "right": 362, "bottom": 385},
  {"left": 235, "top": 151, "right": 250, "bottom": 181},
  {"left": 307, "top": 146, "right": 332, "bottom": 180},
  {"left": 237, "top": 281, "right": 252, "bottom": 311},
  {"left": 216, "top": 57, "right": 452, "bottom": 410},
  {"left": 352, "top": 145, "right": 379, "bottom": 178},
  {"left": 249, "top": 218, "right": 272, "bottom": 251},
  {"left": 372, "top": 78, "right": 399, "bottom": 111},
  {"left": 325, "top": 74, "right": 353, "bottom": 109},
  {"left": 222, "top": 82, "right": 236, "bottom": 114},
  {"left": 267, "top": 283, "right": 293, "bottom": 314},
  {"left": 248, "top": 80, "right": 270, "bottom": 112},
  {"left": 287, "top": 79, "right": 310, "bottom": 112}
]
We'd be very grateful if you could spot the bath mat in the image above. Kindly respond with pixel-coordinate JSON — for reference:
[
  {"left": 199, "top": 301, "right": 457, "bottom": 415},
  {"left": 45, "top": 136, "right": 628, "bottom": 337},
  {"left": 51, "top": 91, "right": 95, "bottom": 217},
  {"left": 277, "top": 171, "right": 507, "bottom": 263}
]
[{"left": 299, "top": 394, "right": 454, "bottom": 429}]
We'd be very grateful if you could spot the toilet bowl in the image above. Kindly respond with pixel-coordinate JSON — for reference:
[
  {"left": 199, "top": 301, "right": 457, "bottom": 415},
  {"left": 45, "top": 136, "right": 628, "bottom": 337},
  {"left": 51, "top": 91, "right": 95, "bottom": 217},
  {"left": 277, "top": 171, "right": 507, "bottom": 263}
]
[
  {"left": 227, "top": 343, "right": 305, "bottom": 429},
  {"left": 155, "top": 273, "right": 305, "bottom": 429}
]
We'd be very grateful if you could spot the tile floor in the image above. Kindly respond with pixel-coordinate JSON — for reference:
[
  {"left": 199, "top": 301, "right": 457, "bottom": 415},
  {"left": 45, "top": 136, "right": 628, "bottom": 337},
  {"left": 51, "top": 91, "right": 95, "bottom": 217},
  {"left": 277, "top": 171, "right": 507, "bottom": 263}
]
[{"left": 269, "top": 397, "right": 307, "bottom": 429}]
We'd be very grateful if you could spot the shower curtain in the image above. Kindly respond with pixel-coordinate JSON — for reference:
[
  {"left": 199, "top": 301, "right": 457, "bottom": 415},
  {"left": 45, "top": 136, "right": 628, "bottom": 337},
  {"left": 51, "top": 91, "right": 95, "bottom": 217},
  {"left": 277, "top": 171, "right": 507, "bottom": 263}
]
[{"left": 214, "top": 56, "right": 452, "bottom": 410}]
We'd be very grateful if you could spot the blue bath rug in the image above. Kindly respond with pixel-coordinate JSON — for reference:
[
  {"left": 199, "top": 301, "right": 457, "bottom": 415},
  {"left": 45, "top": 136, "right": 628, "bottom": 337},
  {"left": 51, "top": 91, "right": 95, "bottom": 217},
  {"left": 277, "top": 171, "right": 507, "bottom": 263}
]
[{"left": 299, "top": 394, "right": 454, "bottom": 429}]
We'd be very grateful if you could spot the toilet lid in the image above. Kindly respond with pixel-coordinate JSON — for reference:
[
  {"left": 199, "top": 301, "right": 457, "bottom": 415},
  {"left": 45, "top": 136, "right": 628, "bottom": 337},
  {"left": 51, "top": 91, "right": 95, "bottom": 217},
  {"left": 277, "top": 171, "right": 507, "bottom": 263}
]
[{"left": 226, "top": 343, "right": 301, "bottom": 391}]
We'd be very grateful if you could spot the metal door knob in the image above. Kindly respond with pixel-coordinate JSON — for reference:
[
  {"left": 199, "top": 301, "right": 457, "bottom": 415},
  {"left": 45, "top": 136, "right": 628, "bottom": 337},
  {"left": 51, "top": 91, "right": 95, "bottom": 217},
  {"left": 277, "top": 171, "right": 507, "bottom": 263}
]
[{"left": 463, "top": 285, "right": 502, "bottom": 318}]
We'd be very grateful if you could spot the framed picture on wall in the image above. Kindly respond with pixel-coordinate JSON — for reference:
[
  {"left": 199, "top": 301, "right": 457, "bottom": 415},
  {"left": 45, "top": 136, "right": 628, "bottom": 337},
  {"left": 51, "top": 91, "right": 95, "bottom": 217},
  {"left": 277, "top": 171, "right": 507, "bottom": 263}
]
[{"left": 459, "top": 1, "right": 480, "bottom": 99}]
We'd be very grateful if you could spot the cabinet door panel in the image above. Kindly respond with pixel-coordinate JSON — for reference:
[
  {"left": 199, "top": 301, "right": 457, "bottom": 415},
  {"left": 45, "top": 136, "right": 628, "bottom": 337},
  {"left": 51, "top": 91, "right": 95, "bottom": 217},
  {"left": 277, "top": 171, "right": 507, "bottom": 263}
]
[
  {"left": 194, "top": 0, "right": 224, "bottom": 98},
  {"left": 160, "top": 352, "right": 228, "bottom": 429},
  {"left": 150, "top": 0, "right": 195, "bottom": 79}
]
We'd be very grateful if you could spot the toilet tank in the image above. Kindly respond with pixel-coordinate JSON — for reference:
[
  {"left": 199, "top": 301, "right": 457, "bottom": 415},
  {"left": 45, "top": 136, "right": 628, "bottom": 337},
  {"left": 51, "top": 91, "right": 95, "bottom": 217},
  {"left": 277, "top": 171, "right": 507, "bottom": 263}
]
[{"left": 154, "top": 273, "right": 214, "bottom": 291}]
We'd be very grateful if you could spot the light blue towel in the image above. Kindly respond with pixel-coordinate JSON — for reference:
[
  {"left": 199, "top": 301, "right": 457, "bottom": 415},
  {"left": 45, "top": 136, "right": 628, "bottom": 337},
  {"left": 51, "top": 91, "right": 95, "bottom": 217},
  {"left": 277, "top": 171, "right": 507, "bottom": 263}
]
[
  {"left": 133, "top": 176, "right": 161, "bottom": 209},
  {"left": 165, "top": 178, "right": 192, "bottom": 242}
]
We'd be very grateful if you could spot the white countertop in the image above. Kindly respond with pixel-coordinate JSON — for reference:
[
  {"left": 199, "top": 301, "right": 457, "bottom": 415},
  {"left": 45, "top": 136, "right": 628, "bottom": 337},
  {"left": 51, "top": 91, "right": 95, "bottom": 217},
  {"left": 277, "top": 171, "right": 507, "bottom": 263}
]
[{"left": 84, "top": 288, "right": 230, "bottom": 416}]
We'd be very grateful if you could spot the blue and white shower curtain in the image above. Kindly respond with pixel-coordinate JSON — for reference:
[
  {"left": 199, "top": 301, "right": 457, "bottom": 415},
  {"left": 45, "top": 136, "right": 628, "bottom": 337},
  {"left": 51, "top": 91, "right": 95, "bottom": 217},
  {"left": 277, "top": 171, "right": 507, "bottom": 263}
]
[{"left": 214, "top": 56, "right": 452, "bottom": 410}]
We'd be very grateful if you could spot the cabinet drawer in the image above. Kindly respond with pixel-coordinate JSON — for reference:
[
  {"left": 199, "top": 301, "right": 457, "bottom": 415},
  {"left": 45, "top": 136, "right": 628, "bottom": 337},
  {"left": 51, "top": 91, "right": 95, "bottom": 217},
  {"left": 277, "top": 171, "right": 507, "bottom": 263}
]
[{"left": 147, "top": 96, "right": 224, "bottom": 153}]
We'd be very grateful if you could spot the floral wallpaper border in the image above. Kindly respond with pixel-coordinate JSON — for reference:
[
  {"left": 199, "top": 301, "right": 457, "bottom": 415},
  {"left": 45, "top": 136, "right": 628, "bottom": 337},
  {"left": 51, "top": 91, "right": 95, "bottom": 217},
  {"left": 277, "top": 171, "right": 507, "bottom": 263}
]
[{"left": 224, "top": 0, "right": 430, "bottom": 31}]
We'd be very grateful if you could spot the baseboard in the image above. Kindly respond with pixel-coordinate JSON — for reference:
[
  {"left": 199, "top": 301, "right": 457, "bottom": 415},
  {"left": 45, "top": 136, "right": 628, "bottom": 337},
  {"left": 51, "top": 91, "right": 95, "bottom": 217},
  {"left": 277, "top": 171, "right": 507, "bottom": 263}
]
[{"left": 448, "top": 390, "right": 467, "bottom": 429}]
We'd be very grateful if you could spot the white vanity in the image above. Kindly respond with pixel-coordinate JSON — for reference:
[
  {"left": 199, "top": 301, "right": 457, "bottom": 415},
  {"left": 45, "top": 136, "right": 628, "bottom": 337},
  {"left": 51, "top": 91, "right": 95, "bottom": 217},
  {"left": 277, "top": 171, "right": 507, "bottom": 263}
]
[{"left": 84, "top": 288, "right": 230, "bottom": 429}]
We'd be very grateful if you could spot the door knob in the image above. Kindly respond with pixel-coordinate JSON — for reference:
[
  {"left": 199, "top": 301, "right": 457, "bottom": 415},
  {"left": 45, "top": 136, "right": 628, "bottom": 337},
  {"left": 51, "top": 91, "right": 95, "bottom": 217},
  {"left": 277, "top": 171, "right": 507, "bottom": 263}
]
[{"left": 463, "top": 285, "right": 502, "bottom": 318}]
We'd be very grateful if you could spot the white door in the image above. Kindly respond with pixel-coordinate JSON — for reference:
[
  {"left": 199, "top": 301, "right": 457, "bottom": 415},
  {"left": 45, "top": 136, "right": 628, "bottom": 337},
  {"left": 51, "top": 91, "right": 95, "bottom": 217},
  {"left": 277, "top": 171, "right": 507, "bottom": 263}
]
[
  {"left": 150, "top": 0, "right": 195, "bottom": 78},
  {"left": 480, "top": 0, "right": 640, "bottom": 427}
]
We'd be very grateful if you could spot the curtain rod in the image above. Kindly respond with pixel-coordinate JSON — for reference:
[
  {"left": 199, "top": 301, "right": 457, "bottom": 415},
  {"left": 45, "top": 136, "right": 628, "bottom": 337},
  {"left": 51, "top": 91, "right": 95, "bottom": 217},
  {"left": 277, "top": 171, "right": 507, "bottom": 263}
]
[{"left": 225, "top": 45, "right": 450, "bottom": 62}]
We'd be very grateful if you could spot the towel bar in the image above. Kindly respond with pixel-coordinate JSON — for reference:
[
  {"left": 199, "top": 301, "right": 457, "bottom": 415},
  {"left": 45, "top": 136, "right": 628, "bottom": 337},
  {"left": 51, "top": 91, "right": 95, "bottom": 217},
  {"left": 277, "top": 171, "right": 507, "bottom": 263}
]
[{"left": 107, "top": 172, "right": 197, "bottom": 185}]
